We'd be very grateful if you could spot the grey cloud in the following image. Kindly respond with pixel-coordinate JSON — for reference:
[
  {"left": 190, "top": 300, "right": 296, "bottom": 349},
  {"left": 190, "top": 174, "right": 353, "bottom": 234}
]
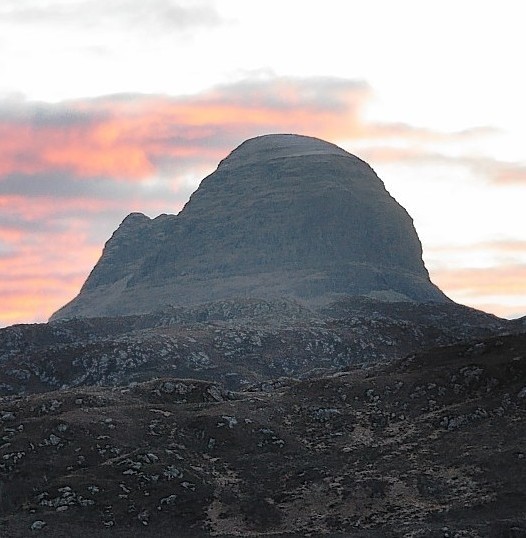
[
  {"left": 0, "top": 75, "right": 369, "bottom": 129},
  {"left": 0, "top": 172, "right": 180, "bottom": 202},
  {"left": 0, "top": 209, "right": 110, "bottom": 255},
  {"left": 197, "top": 77, "right": 370, "bottom": 112},
  {"left": 0, "top": 241, "right": 15, "bottom": 259},
  {"left": 360, "top": 146, "right": 526, "bottom": 187},
  {"left": 122, "top": 0, "right": 223, "bottom": 30},
  {"left": 1, "top": 0, "right": 223, "bottom": 31},
  {"left": 0, "top": 211, "right": 61, "bottom": 235},
  {"left": 88, "top": 76, "right": 368, "bottom": 109},
  {"left": 0, "top": 172, "right": 117, "bottom": 198},
  {"left": 0, "top": 169, "right": 192, "bottom": 246},
  {"left": 0, "top": 172, "right": 186, "bottom": 206},
  {"left": 0, "top": 98, "right": 105, "bottom": 126}
]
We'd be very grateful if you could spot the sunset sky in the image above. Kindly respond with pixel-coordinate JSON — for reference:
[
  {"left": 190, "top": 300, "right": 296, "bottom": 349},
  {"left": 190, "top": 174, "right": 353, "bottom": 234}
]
[{"left": 1, "top": 0, "right": 525, "bottom": 327}]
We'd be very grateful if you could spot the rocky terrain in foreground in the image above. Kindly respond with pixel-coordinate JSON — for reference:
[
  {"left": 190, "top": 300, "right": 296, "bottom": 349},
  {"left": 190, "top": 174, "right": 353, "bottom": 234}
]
[
  {"left": 0, "top": 331, "right": 524, "bottom": 537},
  {"left": 0, "top": 298, "right": 510, "bottom": 395}
]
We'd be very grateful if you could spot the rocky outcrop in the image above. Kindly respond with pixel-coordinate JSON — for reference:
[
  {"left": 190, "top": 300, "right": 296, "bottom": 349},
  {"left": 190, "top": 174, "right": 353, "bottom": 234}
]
[
  {"left": 2, "top": 297, "right": 508, "bottom": 395},
  {"left": 51, "top": 134, "right": 449, "bottom": 320}
]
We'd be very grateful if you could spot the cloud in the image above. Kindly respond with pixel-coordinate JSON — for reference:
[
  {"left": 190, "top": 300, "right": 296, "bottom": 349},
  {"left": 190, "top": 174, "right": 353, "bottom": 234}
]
[
  {"left": 5, "top": 76, "right": 475, "bottom": 192},
  {"left": 484, "top": 162, "right": 526, "bottom": 185},
  {"left": 0, "top": 77, "right": 373, "bottom": 188},
  {"left": 430, "top": 262, "right": 526, "bottom": 319},
  {"left": 0, "top": 218, "right": 102, "bottom": 327},
  {"left": 359, "top": 145, "right": 526, "bottom": 186},
  {"left": 433, "top": 264, "right": 526, "bottom": 297},
  {"left": 469, "top": 304, "right": 526, "bottom": 320},
  {"left": 0, "top": 0, "right": 223, "bottom": 31},
  {"left": 428, "top": 240, "right": 526, "bottom": 255},
  {"left": 0, "top": 77, "right": 380, "bottom": 246},
  {"left": 426, "top": 259, "right": 526, "bottom": 320},
  {"left": 0, "top": 173, "right": 129, "bottom": 199},
  {"left": 7, "top": 77, "right": 508, "bottom": 195}
]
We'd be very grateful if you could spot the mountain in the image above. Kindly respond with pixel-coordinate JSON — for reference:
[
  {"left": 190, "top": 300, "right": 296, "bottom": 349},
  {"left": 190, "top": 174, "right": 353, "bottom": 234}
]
[{"left": 51, "top": 134, "right": 448, "bottom": 321}]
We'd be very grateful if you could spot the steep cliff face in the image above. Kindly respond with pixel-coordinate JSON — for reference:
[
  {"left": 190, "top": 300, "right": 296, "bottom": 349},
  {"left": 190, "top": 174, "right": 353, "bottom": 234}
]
[{"left": 51, "top": 134, "right": 448, "bottom": 320}]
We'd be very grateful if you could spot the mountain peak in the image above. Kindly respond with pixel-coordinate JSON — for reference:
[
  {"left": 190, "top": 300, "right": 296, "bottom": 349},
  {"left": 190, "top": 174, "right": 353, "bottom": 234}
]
[{"left": 217, "top": 134, "right": 354, "bottom": 171}]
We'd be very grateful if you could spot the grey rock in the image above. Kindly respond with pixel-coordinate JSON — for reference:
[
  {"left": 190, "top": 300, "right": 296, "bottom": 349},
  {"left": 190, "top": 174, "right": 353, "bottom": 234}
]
[
  {"left": 163, "top": 465, "right": 183, "bottom": 480},
  {"left": 220, "top": 415, "right": 238, "bottom": 429},
  {"left": 48, "top": 434, "right": 61, "bottom": 446},
  {"left": 30, "top": 520, "right": 46, "bottom": 531},
  {"left": 51, "top": 134, "right": 448, "bottom": 320},
  {"left": 160, "top": 494, "right": 178, "bottom": 506}
]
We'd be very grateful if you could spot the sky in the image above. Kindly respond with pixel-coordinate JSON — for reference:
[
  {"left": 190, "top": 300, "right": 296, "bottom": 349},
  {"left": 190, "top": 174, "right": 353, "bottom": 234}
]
[{"left": 0, "top": 0, "right": 525, "bottom": 327}]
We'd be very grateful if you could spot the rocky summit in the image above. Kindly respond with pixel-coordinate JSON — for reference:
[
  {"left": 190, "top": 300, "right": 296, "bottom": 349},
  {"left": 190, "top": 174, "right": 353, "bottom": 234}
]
[{"left": 51, "top": 134, "right": 448, "bottom": 321}]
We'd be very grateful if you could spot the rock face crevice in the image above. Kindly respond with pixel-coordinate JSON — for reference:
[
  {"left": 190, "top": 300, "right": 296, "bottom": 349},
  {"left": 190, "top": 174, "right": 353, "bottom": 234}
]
[{"left": 51, "top": 134, "right": 448, "bottom": 320}]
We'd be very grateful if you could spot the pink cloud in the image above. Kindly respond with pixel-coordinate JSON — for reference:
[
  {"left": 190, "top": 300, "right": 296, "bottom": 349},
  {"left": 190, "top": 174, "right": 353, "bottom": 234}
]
[
  {"left": 489, "top": 163, "right": 526, "bottom": 185},
  {"left": 0, "top": 78, "right": 414, "bottom": 187},
  {"left": 432, "top": 264, "right": 526, "bottom": 297},
  {"left": 0, "top": 223, "right": 101, "bottom": 327},
  {"left": 427, "top": 240, "right": 526, "bottom": 255},
  {"left": 360, "top": 146, "right": 526, "bottom": 187}
]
